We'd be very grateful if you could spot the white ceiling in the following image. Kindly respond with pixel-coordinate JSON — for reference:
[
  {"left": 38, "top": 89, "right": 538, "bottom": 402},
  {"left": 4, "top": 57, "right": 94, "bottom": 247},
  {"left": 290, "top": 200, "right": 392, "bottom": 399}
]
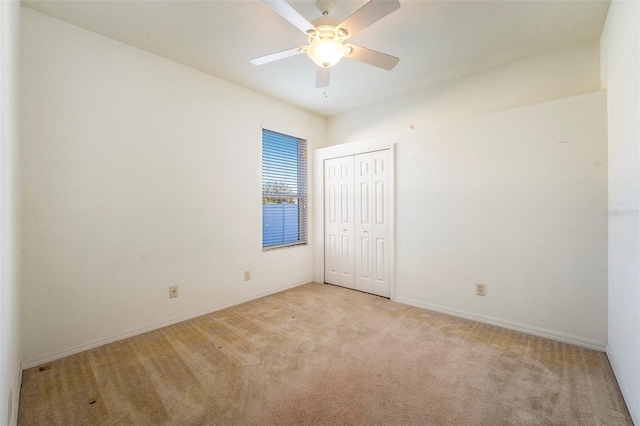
[{"left": 22, "top": 0, "right": 610, "bottom": 117}]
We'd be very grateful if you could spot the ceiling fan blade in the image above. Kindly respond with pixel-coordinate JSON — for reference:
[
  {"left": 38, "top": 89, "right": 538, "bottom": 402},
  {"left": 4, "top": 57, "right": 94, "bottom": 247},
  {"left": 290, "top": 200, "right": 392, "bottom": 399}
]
[
  {"left": 263, "top": 0, "right": 316, "bottom": 34},
  {"left": 250, "top": 46, "right": 306, "bottom": 65},
  {"left": 316, "top": 67, "right": 330, "bottom": 88},
  {"left": 346, "top": 44, "right": 399, "bottom": 70},
  {"left": 337, "top": 0, "right": 400, "bottom": 39}
]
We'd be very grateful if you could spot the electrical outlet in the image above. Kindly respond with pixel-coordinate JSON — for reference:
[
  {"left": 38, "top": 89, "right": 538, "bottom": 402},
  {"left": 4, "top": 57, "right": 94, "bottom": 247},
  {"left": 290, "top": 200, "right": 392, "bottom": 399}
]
[
  {"left": 476, "top": 283, "right": 486, "bottom": 296},
  {"left": 244, "top": 271, "right": 251, "bottom": 281},
  {"left": 169, "top": 285, "right": 178, "bottom": 298}
]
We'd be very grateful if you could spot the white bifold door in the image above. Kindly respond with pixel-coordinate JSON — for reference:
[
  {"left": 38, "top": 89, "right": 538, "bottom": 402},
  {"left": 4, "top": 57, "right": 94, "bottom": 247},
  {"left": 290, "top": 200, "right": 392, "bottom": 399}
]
[{"left": 324, "top": 150, "right": 391, "bottom": 298}]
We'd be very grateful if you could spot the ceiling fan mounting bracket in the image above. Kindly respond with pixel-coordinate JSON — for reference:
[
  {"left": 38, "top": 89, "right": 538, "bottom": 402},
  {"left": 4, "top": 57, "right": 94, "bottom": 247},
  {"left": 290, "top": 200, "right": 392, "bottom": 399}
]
[{"left": 315, "top": 0, "right": 337, "bottom": 16}]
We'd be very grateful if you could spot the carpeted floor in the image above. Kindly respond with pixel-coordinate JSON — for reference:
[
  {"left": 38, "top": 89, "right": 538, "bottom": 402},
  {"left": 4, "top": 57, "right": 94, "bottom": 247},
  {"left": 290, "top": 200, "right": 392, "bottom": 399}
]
[{"left": 18, "top": 282, "right": 632, "bottom": 425}]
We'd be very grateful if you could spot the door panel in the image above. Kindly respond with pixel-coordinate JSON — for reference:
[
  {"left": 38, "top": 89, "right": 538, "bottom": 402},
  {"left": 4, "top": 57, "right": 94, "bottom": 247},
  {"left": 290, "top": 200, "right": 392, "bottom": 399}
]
[
  {"left": 328, "top": 186, "right": 336, "bottom": 223},
  {"left": 376, "top": 238, "right": 385, "bottom": 281},
  {"left": 354, "top": 150, "right": 390, "bottom": 297},
  {"left": 360, "top": 182, "right": 370, "bottom": 225},
  {"left": 355, "top": 153, "right": 373, "bottom": 294},
  {"left": 372, "top": 150, "right": 390, "bottom": 297},
  {"left": 375, "top": 181, "right": 385, "bottom": 225},
  {"left": 328, "top": 235, "right": 338, "bottom": 274},
  {"left": 324, "top": 160, "right": 340, "bottom": 285},
  {"left": 374, "top": 238, "right": 389, "bottom": 297},
  {"left": 360, "top": 236, "right": 371, "bottom": 279},
  {"left": 324, "top": 156, "right": 355, "bottom": 288},
  {"left": 340, "top": 184, "right": 350, "bottom": 224}
]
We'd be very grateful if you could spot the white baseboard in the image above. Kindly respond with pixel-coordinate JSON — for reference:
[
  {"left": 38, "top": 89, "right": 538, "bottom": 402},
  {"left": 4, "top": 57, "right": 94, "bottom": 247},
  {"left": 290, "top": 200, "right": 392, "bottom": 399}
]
[
  {"left": 606, "top": 345, "right": 639, "bottom": 426},
  {"left": 21, "top": 280, "right": 310, "bottom": 369},
  {"left": 394, "top": 296, "right": 606, "bottom": 351}
]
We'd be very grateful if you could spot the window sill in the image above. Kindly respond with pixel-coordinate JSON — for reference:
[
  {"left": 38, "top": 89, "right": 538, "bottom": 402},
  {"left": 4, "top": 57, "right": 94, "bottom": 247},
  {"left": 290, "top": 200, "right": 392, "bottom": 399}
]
[{"left": 263, "top": 242, "right": 308, "bottom": 251}]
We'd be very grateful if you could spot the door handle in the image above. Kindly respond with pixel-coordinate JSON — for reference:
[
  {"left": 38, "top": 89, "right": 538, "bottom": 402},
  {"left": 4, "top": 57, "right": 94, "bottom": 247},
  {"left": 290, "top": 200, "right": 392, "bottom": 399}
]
[{"left": 363, "top": 230, "right": 369, "bottom": 233}]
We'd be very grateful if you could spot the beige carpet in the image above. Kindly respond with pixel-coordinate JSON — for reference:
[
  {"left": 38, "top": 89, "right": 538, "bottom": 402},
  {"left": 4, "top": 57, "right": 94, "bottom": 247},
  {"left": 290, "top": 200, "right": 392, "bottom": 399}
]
[{"left": 19, "top": 282, "right": 632, "bottom": 425}]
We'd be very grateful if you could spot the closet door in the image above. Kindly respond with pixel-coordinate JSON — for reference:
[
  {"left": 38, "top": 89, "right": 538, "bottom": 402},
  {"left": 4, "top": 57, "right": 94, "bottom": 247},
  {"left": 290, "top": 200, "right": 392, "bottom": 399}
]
[
  {"left": 324, "top": 156, "right": 355, "bottom": 289},
  {"left": 355, "top": 150, "right": 390, "bottom": 297}
]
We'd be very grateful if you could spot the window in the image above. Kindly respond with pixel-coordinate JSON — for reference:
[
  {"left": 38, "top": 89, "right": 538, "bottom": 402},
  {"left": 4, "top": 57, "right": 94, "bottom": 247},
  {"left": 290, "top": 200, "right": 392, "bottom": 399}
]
[{"left": 262, "top": 129, "right": 307, "bottom": 249}]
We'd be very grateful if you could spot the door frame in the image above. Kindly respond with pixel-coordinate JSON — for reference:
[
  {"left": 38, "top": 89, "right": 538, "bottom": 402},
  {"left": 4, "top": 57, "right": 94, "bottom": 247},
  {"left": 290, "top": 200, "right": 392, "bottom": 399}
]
[{"left": 313, "top": 140, "right": 396, "bottom": 301}]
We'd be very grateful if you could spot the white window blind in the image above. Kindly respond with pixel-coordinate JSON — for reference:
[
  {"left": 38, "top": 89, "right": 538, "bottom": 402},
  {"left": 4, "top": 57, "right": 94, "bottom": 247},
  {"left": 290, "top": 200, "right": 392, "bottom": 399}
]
[{"left": 262, "top": 129, "right": 307, "bottom": 249}]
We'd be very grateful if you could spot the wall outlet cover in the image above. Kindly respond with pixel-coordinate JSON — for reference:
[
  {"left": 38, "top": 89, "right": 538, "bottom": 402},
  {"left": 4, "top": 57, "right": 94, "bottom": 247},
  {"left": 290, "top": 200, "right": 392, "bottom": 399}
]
[{"left": 169, "top": 285, "right": 178, "bottom": 298}]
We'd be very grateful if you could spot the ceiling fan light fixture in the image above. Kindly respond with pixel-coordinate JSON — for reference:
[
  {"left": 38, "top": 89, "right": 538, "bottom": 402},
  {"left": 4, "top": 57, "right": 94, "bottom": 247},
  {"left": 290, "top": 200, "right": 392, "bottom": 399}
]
[
  {"left": 254, "top": 0, "right": 402, "bottom": 86},
  {"left": 306, "top": 37, "right": 346, "bottom": 68}
]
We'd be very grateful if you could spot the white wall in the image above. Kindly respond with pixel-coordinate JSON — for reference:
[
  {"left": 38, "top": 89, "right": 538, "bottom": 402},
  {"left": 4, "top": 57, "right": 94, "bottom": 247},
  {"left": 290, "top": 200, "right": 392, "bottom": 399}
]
[
  {"left": 327, "top": 40, "right": 600, "bottom": 146},
  {"left": 0, "top": 1, "right": 22, "bottom": 425},
  {"left": 601, "top": 1, "right": 640, "bottom": 423},
  {"left": 321, "top": 33, "right": 609, "bottom": 348},
  {"left": 20, "top": 7, "right": 325, "bottom": 366},
  {"left": 316, "top": 92, "right": 608, "bottom": 349}
]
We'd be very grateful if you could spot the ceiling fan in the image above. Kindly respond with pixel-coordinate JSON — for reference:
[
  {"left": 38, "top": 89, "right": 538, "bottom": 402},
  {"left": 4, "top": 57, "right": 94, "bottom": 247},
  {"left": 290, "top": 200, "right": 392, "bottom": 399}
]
[{"left": 250, "top": 0, "right": 401, "bottom": 89}]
